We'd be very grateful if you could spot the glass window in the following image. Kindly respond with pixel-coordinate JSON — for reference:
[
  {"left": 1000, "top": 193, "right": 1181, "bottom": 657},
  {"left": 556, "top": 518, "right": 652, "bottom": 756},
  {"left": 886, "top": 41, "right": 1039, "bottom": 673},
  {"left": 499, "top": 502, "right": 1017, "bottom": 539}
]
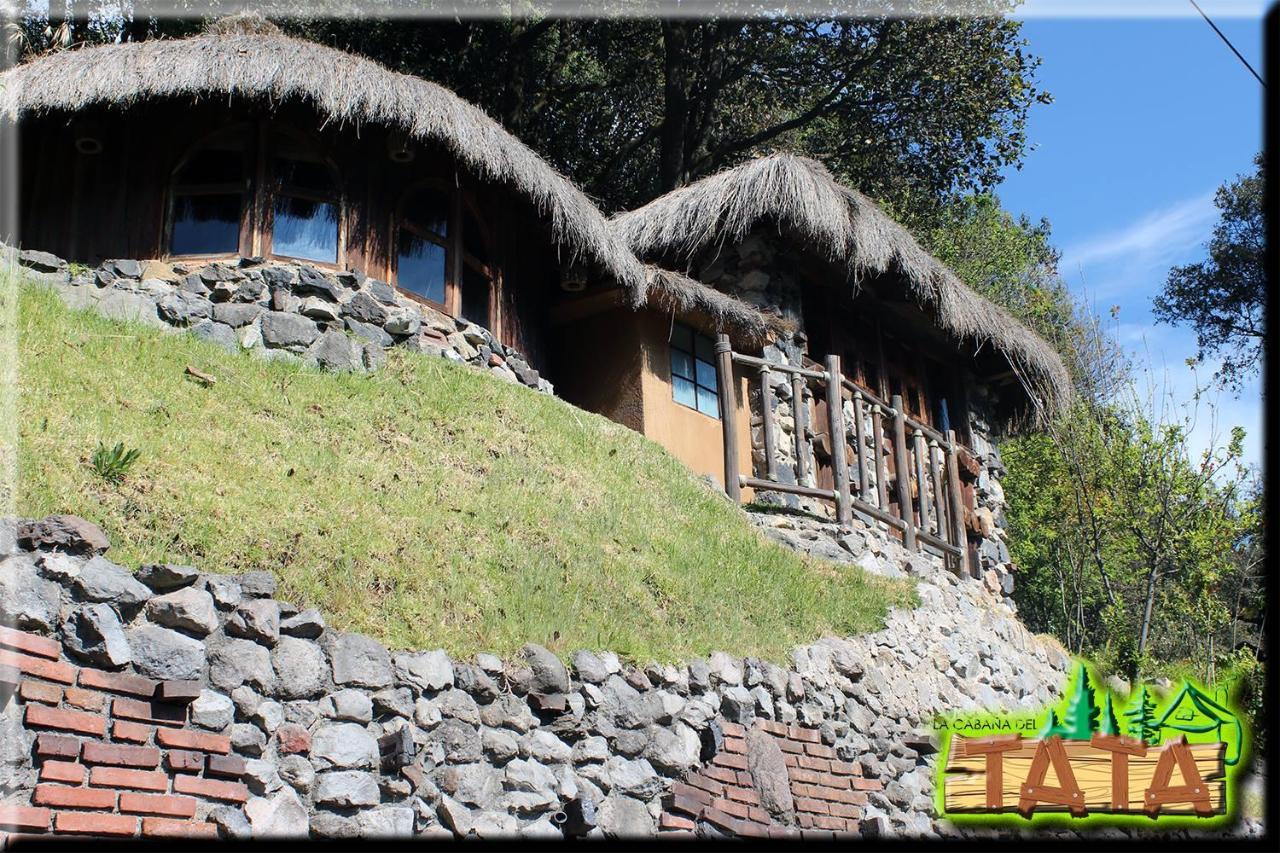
[
  {"left": 272, "top": 196, "right": 339, "bottom": 263},
  {"left": 463, "top": 208, "right": 488, "bottom": 263},
  {"left": 403, "top": 188, "right": 449, "bottom": 239},
  {"left": 460, "top": 264, "right": 491, "bottom": 326},
  {"left": 670, "top": 322, "right": 718, "bottom": 419},
  {"left": 171, "top": 195, "right": 241, "bottom": 256},
  {"left": 396, "top": 229, "right": 447, "bottom": 304}
]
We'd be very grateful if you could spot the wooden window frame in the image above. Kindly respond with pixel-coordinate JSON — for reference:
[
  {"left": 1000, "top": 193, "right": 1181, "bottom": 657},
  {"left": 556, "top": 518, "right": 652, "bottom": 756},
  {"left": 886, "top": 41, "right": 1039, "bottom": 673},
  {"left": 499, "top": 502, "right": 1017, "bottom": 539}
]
[
  {"left": 389, "top": 182, "right": 502, "bottom": 338},
  {"left": 669, "top": 321, "right": 720, "bottom": 420}
]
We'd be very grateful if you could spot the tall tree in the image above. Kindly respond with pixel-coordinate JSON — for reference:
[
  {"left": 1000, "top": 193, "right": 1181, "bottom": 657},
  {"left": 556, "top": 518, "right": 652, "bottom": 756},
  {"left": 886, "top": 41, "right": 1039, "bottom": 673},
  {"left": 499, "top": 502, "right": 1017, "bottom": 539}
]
[
  {"left": 1123, "top": 686, "right": 1160, "bottom": 745},
  {"left": 1153, "top": 155, "right": 1265, "bottom": 391},
  {"left": 1098, "top": 693, "right": 1121, "bottom": 737},
  {"left": 1059, "top": 663, "right": 1100, "bottom": 740}
]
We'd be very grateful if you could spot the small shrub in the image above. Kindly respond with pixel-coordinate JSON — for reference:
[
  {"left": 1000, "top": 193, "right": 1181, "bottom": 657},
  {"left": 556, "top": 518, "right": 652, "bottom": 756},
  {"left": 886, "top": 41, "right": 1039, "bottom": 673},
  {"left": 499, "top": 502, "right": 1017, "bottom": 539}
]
[{"left": 91, "top": 441, "right": 141, "bottom": 484}]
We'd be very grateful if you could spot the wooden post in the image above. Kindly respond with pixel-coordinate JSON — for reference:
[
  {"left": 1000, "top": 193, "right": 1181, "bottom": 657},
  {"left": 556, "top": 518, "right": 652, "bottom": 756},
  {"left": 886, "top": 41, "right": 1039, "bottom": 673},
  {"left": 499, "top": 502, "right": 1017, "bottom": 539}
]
[
  {"left": 891, "top": 395, "right": 917, "bottom": 551},
  {"left": 913, "top": 429, "right": 932, "bottom": 536},
  {"left": 945, "top": 430, "right": 970, "bottom": 577},
  {"left": 928, "top": 438, "right": 946, "bottom": 541},
  {"left": 791, "top": 373, "right": 809, "bottom": 485},
  {"left": 824, "top": 355, "right": 852, "bottom": 526},
  {"left": 759, "top": 363, "right": 778, "bottom": 482},
  {"left": 716, "top": 335, "right": 740, "bottom": 503},
  {"left": 852, "top": 390, "right": 869, "bottom": 502},
  {"left": 871, "top": 404, "right": 889, "bottom": 511}
]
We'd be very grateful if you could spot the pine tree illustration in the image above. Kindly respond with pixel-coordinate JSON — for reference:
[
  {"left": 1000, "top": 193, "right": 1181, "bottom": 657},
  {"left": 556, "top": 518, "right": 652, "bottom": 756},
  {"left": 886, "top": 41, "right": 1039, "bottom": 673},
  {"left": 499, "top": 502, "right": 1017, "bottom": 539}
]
[
  {"left": 1098, "top": 693, "right": 1121, "bottom": 736},
  {"left": 1058, "top": 663, "right": 1100, "bottom": 740},
  {"left": 1123, "top": 686, "right": 1160, "bottom": 744},
  {"left": 1038, "top": 708, "right": 1066, "bottom": 738}
]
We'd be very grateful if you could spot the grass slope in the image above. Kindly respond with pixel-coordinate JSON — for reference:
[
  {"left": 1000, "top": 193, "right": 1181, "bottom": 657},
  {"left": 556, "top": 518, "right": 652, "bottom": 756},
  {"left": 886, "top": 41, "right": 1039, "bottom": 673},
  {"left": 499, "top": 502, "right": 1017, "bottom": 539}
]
[{"left": 13, "top": 276, "right": 912, "bottom": 660}]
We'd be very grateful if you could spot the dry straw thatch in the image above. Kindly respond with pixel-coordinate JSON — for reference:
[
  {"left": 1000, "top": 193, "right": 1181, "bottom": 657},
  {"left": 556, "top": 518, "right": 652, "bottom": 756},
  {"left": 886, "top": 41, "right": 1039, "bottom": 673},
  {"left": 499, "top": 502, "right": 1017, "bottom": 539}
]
[
  {"left": 612, "top": 154, "right": 1073, "bottom": 419},
  {"left": 0, "top": 14, "right": 646, "bottom": 296},
  {"left": 643, "top": 265, "right": 791, "bottom": 343}
]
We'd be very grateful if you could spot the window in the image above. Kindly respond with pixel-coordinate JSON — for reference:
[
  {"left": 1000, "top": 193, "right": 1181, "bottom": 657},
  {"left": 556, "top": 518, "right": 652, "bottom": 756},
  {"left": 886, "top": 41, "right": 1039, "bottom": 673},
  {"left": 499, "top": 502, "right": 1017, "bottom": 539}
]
[
  {"left": 670, "top": 323, "right": 719, "bottom": 418},
  {"left": 168, "top": 125, "right": 343, "bottom": 266},
  {"left": 169, "top": 129, "right": 248, "bottom": 256},
  {"left": 392, "top": 188, "right": 498, "bottom": 330}
]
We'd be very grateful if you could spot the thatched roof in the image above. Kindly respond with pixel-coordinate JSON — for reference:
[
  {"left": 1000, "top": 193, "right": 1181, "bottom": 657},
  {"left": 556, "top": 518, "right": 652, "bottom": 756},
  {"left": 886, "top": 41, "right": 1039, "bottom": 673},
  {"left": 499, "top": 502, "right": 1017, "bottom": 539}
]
[
  {"left": 611, "top": 154, "right": 1072, "bottom": 419},
  {"left": 0, "top": 14, "right": 646, "bottom": 296},
  {"left": 643, "top": 266, "right": 790, "bottom": 344}
]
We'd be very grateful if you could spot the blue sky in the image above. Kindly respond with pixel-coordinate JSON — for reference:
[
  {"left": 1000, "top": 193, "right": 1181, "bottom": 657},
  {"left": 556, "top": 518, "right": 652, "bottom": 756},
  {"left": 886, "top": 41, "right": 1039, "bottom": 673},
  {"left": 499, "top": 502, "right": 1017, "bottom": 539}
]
[{"left": 993, "top": 1, "right": 1264, "bottom": 471}]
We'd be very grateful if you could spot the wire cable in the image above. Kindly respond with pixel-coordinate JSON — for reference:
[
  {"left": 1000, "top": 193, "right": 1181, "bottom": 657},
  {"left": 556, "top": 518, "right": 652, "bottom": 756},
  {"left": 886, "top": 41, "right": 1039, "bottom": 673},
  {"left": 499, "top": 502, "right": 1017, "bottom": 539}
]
[{"left": 1188, "top": 0, "right": 1265, "bottom": 88}]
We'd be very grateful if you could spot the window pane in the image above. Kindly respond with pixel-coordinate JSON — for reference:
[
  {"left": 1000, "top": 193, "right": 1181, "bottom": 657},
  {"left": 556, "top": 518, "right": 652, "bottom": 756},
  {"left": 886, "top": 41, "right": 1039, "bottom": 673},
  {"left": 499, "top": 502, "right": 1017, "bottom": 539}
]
[
  {"left": 673, "top": 375, "right": 697, "bottom": 409},
  {"left": 694, "top": 333, "right": 715, "bottom": 363},
  {"left": 670, "top": 323, "right": 693, "bottom": 354},
  {"left": 461, "top": 264, "right": 490, "bottom": 326},
  {"left": 397, "top": 229, "right": 446, "bottom": 304},
  {"left": 696, "top": 387, "right": 720, "bottom": 418},
  {"left": 171, "top": 194, "right": 241, "bottom": 255},
  {"left": 176, "top": 147, "right": 244, "bottom": 186},
  {"left": 695, "top": 358, "right": 717, "bottom": 391},
  {"left": 273, "top": 196, "right": 338, "bottom": 263},
  {"left": 463, "top": 208, "right": 488, "bottom": 263},
  {"left": 403, "top": 188, "right": 449, "bottom": 238},
  {"left": 671, "top": 349, "right": 694, "bottom": 381}
]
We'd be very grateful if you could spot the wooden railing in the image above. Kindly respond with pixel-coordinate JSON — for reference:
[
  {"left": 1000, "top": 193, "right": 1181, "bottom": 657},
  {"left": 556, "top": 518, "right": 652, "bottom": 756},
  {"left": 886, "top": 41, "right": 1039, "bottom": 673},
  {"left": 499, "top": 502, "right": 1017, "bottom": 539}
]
[{"left": 717, "top": 335, "right": 971, "bottom": 575}]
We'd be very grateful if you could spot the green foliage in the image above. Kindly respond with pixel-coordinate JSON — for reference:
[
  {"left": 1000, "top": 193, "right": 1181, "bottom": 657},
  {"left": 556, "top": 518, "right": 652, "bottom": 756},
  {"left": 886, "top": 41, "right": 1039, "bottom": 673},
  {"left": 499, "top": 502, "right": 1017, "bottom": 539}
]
[
  {"left": 1098, "top": 693, "right": 1120, "bottom": 737},
  {"left": 1154, "top": 154, "right": 1264, "bottom": 391},
  {"left": 1058, "top": 663, "right": 1100, "bottom": 740},
  {"left": 14, "top": 277, "right": 912, "bottom": 660},
  {"left": 1038, "top": 708, "right": 1065, "bottom": 738},
  {"left": 1123, "top": 686, "right": 1160, "bottom": 745},
  {"left": 89, "top": 441, "right": 141, "bottom": 484}
]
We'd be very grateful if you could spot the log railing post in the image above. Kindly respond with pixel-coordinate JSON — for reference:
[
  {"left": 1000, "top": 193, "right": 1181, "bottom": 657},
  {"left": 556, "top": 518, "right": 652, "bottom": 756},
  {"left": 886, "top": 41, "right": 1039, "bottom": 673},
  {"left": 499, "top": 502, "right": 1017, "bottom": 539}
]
[
  {"left": 945, "top": 429, "right": 970, "bottom": 577},
  {"left": 891, "top": 395, "right": 917, "bottom": 551},
  {"left": 870, "top": 404, "right": 889, "bottom": 511},
  {"left": 824, "top": 355, "right": 852, "bottom": 526},
  {"left": 759, "top": 363, "right": 778, "bottom": 482},
  {"left": 716, "top": 335, "right": 740, "bottom": 503},
  {"left": 913, "top": 429, "right": 932, "bottom": 536},
  {"left": 791, "top": 373, "right": 809, "bottom": 485},
  {"left": 928, "top": 438, "right": 946, "bottom": 541},
  {"left": 852, "top": 390, "right": 869, "bottom": 502}
]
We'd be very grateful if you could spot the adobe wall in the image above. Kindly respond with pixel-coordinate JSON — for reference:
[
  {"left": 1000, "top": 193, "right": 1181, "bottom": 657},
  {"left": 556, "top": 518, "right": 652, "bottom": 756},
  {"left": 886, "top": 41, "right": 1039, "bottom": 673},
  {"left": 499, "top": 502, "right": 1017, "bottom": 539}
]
[
  {"left": 8, "top": 247, "right": 550, "bottom": 394},
  {"left": 0, "top": 514, "right": 1069, "bottom": 841}
]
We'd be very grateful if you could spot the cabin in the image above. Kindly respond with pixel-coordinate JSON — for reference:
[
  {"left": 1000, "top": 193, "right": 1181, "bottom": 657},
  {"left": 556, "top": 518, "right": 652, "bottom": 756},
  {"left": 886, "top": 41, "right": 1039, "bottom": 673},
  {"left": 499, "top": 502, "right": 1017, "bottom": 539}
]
[{"left": 3, "top": 17, "right": 1069, "bottom": 586}]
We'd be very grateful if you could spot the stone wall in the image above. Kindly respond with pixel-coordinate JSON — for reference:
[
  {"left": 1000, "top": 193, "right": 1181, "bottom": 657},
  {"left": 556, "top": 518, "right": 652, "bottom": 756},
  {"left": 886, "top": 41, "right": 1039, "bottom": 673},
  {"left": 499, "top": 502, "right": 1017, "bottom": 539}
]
[
  {"left": 1, "top": 514, "right": 1070, "bottom": 840},
  {"left": 693, "top": 229, "right": 1017, "bottom": 600},
  {"left": 8, "top": 247, "right": 550, "bottom": 393}
]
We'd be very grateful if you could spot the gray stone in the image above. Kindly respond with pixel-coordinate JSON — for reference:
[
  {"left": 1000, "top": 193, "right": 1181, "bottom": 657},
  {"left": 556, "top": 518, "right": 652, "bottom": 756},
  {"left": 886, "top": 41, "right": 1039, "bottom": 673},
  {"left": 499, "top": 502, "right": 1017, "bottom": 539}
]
[
  {"left": 708, "top": 651, "right": 744, "bottom": 686},
  {"left": 158, "top": 290, "right": 213, "bottom": 324},
  {"left": 61, "top": 603, "right": 132, "bottom": 668},
  {"left": 271, "top": 636, "right": 328, "bottom": 699},
  {"left": 227, "top": 599, "right": 280, "bottom": 646},
  {"left": 344, "top": 318, "right": 393, "bottom": 346},
  {"left": 747, "top": 726, "right": 795, "bottom": 822},
  {"left": 503, "top": 758, "right": 558, "bottom": 796},
  {"left": 0, "top": 555, "right": 63, "bottom": 632},
  {"left": 127, "top": 624, "right": 205, "bottom": 680},
  {"left": 601, "top": 757, "right": 662, "bottom": 800},
  {"left": 191, "top": 690, "right": 235, "bottom": 731},
  {"left": 299, "top": 296, "right": 340, "bottom": 321},
  {"left": 232, "top": 722, "right": 268, "bottom": 756},
  {"left": 136, "top": 563, "right": 199, "bottom": 592},
  {"left": 314, "top": 771, "right": 381, "bottom": 808},
  {"left": 367, "top": 279, "right": 397, "bottom": 304},
  {"left": 212, "top": 302, "right": 263, "bottom": 328},
  {"left": 145, "top": 586, "right": 218, "bottom": 636},
  {"left": 719, "top": 685, "right": 755, "bottom": 724},
  {"left": 192, "top": 320, "right": 239, "bottom": 352},
  {"left": 642, "top": 724, "right": 699, "bottom": 773},
  {"left": 310, "top": 811, "right": 360, "bottom": 839},
  {"left": 414, "top": 698, "right": 442, "bottom": 729},
  {"left": 357, "top": 806, "right": 415, "bottom": 838},
  {"left": 520, "top": 730, "right": 571, "bottom": 764},
  {"left": 312, "top": 722, "right": 379, "bottom": 770},
  {"left": 372, "top": 686, "right": 415, "bottom": 718},
  {"left": 281, "top": 608, "right": 325, "bottom": 639},
  {"left": 278, "top": 754, "right": 315, "bottom": 794},
  {"left": 430, "top": 719, "right": 483, "bottom": 764},
  {"left": 209, "top": 806, "right": 252, "bottom": 840},
  {"left": 393, "top": 649, "right": 453, "bottom": 692},
  {"left": 327, "top": 633, "right": 393, "bottom": 688},
  {"left": 260, "top": 311, "right": 319, "bottom": 349},
  {"left": 237, "top": 571, "right": 276, "bottom": 598},
  {"left": 320, "top": 689, "right": 374, "bottom": 723},
  {"left": 383, "top": 314, "right": 420, "bottom": 336},
  {"left": 243, "top": 758, "right": 284, "bottom": 795},
  {"left": 309, "top": 330, "right": 364, "bottom": 371},
  {"left": 572, "top": 650, "right": 610, "bottom": 684},
  {"left": 251, "top": 699, "right": 286, "bottom": 734},
  {"left": 343, "top": 292, "right": 389, "bottom": 325},
  {"left": 522, "top": 643, "right": 570, "bottom": 694},
  {"left": 98, "top": 289, "right": 163, "bottom": 326},
  {"left": 16, "top": 515, "right": 109, "bottom": 556},
  {"left": 595, "top": 794, "right": 653, "bottom": 838},
  {"left": 294, "top": 268, "right": 342, "bottom": 301},
  {"left": 437, "top": 688, "right": 481, "bottom": 725},
  {"left": 453, "top": 663, "right": 499, "bottom": 702},
  {"left": 18, "top": 248, "right": 66, "bottom": 272},
  {"left": 205, "top": 575, "right": 242, "bottom": 609},
  {"left": 209, "top": 637, "right": 276, "bottom": 693},
  {"left": 245, "top": 787, "right": 308, "bottom": 837},
  {"left": 482, "top": 728, "right": 519, "bottom": 762},
  {"left": 71, "top": 556, "right": 152, "bottom": 610}
]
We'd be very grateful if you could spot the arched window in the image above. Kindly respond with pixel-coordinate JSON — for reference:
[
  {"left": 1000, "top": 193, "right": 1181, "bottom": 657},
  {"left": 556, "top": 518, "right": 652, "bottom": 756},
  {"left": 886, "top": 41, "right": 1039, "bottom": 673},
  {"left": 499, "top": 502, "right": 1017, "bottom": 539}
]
[
  {"left": 393, "top": 187, "right": 499, "bottom": 331},
  {"left": 268, "top": 133, "right": 341, "bottom": 264},
  {"left": 169, "top": 127, "right": 250, "bottom": 257}
]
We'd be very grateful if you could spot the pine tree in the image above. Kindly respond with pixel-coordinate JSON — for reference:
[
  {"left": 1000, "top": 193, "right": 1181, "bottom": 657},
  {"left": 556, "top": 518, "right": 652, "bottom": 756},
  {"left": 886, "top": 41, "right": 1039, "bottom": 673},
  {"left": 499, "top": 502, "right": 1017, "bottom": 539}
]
[
  {"left": 1039, "top": 708, "right": 1068, "bottom": 738},
  {"left": 1123, "top": 686, "right": 1160, "bottom": 744},
  {"left": 1098, "top": 693, "right": 1121, "bottom": 736},
  {"left": 1058, "top": 663, "right": 1100, "bottom": 740}
]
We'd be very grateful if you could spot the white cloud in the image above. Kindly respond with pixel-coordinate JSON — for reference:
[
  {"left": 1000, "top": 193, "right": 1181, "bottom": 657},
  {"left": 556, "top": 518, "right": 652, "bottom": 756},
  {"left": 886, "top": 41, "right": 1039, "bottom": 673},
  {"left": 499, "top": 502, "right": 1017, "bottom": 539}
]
[{"left": 1061, "top": 191, "right": 1218, "bottom": 270}]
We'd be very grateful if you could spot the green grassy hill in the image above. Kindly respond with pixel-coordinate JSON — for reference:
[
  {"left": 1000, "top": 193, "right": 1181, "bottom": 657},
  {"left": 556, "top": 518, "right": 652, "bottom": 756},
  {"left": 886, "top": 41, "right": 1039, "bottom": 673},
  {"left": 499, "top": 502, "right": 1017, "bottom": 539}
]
[{"left": 11, "top": 274, "right": 912, "bottom": 661}]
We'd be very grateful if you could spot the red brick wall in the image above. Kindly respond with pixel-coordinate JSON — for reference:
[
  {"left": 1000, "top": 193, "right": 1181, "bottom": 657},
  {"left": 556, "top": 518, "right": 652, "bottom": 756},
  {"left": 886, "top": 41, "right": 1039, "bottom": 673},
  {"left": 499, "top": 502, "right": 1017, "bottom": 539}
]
[
  {"left": 0, "top": 625, "right": 244, "bottom": 840},
  {"left": 659, "top": 719, "right": 884, "bottom": 839}
]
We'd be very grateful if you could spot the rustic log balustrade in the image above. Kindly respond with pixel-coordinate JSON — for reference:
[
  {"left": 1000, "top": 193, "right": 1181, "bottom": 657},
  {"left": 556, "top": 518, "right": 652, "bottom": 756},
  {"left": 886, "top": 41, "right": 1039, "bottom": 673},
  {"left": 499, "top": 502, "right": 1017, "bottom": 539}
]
[{"left": 716, "top": 334, "right": 971, "bottom": 575}]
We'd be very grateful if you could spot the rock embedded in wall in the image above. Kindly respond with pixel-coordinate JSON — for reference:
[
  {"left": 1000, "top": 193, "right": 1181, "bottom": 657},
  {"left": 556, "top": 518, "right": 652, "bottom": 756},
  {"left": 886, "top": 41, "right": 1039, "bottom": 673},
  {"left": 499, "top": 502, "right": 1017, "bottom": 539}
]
[{"left": 7, "top": 246, "right": 552, "bottom": 395}]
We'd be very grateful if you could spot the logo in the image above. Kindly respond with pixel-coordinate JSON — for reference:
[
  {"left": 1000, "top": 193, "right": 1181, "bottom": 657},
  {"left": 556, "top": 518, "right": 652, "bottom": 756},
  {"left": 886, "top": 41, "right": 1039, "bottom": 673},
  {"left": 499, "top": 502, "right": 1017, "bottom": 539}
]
[{"left": 933, "top": 662, "right": 1249, "bottom": 828}]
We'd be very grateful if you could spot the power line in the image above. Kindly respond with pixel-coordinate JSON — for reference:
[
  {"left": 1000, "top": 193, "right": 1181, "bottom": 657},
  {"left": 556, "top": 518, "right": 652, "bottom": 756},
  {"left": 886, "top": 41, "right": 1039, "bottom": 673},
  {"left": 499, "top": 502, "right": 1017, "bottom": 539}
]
[{"left": 1188, "top": 0, "right": 1265, "bottom": 88}]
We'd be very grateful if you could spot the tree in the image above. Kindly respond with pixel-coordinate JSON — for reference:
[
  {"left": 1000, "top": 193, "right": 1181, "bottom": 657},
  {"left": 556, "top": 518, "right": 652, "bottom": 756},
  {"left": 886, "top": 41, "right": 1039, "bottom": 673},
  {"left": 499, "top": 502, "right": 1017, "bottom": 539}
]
[
  {"left": 1038, "top": 708, "right": 1065, "bottom": 739},
  {"left": 1154, "top": 154, "right": 1265, "bottom": 391},
  {"left": 1123, "top": 686, "right": 1160, "bottom": 744},
  {"left": 1059, "top": 663, "right": 1100, "bottom": 740},
  {"left": 1098, "top": 693, "right": 1121, "bottom": 736}
]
